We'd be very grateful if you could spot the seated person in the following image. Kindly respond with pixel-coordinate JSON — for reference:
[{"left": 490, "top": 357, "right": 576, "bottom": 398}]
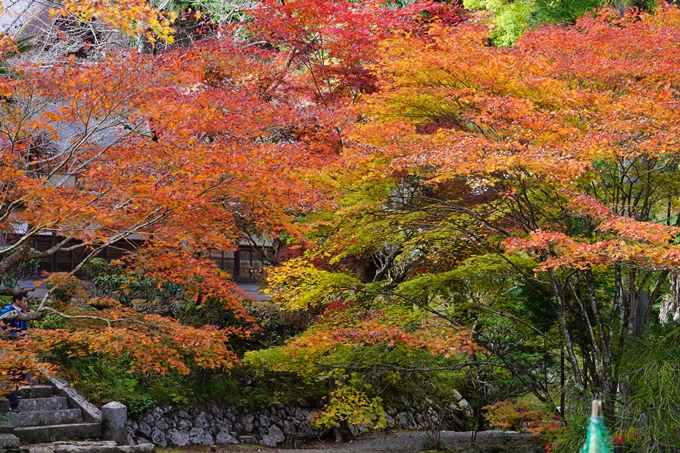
[{"left": 0, "top": 295, "right": 29, "bottom": 412}]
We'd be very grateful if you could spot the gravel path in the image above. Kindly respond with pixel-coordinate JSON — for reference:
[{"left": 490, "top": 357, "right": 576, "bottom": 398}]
[{"left": 219, "top": 430, "right": 540, "bottom": 453}]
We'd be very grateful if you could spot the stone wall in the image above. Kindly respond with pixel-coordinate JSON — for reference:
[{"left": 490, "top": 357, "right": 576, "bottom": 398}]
[{"left": 127, "top": 393, "right": 471, "bottom": 448}]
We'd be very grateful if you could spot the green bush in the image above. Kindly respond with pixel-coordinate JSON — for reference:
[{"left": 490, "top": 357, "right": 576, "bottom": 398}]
[
  {"left": 81, "top": 258, "right": 123, "bottom": 280},
  {"left": 50, "top": 355, "right": 191, "bottom": 417},
  {"left": 34, "top": 314, "right": 70, "bottom": 330},
  {"left": 45, "top": 275, "right": 87, "bottom": 303},
  {"left": 90, "top": 274, "right": 184, "bottom": 306}
]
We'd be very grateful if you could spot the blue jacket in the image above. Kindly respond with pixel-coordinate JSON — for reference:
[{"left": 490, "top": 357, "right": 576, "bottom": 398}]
[{"left": 0, "top": 303, "right": 28, "bottom": 336}]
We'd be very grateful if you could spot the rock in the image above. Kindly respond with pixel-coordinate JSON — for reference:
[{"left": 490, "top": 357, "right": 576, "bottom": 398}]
[
  {"left": 155, "top": 419, "right": 169, "bottom": 431},
  {"left": 214, "top": 421, "right": 232, "bottom": 433},
  {"left": 199, "top": 433, "right": 214, "bottom": 445},
  {"left": 168, "top": 430, "right": 190, "bottom": 447},
  {"left": 215, "top": 431, "right": 238, "bottom": 444},
  {"left": 241, "top": 414, "right": 254, "bottom": 433},
  {"left": 151, "top": 429, "right": 167, "bottom": 446},
  {"left": 282, "top": 420, "right": 295, "bottom": 435},
  {"left": 453, "top": 389, "right": 463, "bottom": 401},
  {"left": 348, "top": 423, "right": 366, "bottom": 437},
  {"left": 395, "top": 412, "right": 417, "bottom": 430},
  {"left": 259, "top": 415, "right": 271, "bottom": 428},
  {"left": 297, "top": 421, "right": 316, "bottom": 439},
  {"left": 260, "top": 425, "right": 285, "bottom": 447},
  {"left": 195, "top": 413, "right": 209, "bottom": 429},
  {"left": 259, "top": 436, "right": 276, "bottom": 447},
  {"left": 137, "top": 422, "right": 152, "bottom": 438},
  {"left": 177, "top": 410, "right": 191, "bottom": 419},
  {"left": 178, "top": 419, "right": 192, "bottom": 431},
  {"left": 238, "top": 435, "right": 257, "bottom": 444},
  {"left": 141, "top": 415, "right": 154, "bottom": 426},
  {"left": 188, "top": 427, "right": 209, "bottom": 445},
  {"left": 459, "top": 399, "right": 473, "bottom": 417}
]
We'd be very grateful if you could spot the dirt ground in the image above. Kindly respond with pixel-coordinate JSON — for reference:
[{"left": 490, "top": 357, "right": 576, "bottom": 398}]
[{"left": 158, "top": 430, "right": 541, "bottom": 453}]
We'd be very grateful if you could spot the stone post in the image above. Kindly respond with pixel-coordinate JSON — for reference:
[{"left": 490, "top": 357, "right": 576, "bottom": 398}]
[{"left": 102, "top": 401, "right": 128, "bottom": 445}]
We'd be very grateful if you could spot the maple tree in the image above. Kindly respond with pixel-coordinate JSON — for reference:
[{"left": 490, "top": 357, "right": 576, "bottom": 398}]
[
  {"left": 0, "top": 0, "right": 470, "bottom": 405},
  {"left": 0, "top": 8, "right": 342, "bottom": 386},
  {"left": 241, "top": 1, "right": 488, "bottom": 436},
  {"left": 379, "top": 2, "right": 680, "bottom": 441},
  {"left": 257, "top": 3, "right": 680, "bottom": 449},
  {"left": 2, "top": 2, "right": 491, "bottom": 433}
]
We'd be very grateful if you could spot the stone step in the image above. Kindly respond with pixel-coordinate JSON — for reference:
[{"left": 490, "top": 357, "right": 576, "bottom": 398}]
[
  {"left": 0, "top": 420, "right": 15, "bottom": 435},
  {"left": 19, "top": 386, "right": 55, "bottom": 399},
  {"left": 29, "top": 441, "right": 155, "bottom": 453},
  {"left": 0, "top": 433, "right": 21, "bottom": 448},
  {"left": 0, "top": 397, "right": 69, "bottom": 413},
  {"left": 9, "top": 409, "right": 83, "bottom": 427},
  {"left": 14, "top": 423, "right": 102, "bottom": 444},
  {"left": 19, "top": 398, "right": 69, "bottom": 412}
]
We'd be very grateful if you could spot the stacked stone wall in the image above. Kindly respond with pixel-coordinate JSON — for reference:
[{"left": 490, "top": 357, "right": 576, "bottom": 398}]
[{"left": 127, "top": 395, "right": 471, "bottom": 448}]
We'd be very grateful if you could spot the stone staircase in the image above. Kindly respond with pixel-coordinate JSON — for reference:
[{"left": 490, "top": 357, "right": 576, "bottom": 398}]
[
  {"left": 0, "top": 377, "right": 154, "bottom": 453},
  {"left": 0, "top": 385, "right": 102, "bottom": 444}
]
